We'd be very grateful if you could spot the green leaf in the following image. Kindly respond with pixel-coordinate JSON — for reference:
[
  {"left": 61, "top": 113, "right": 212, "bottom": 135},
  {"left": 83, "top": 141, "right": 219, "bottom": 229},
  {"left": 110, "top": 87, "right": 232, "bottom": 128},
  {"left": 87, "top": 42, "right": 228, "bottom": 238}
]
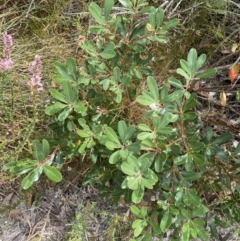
[
  {"left": 105, "top": 126, "right": 121, "bottom": 145},
  {"left": 43, "top": 165, "right": 62, "bottom": 182},
  {"left": 196, "top": 68, "right": 216, "bottom": 79},
  {"left": 54, "top": 61, "right": 74, "bottom": 81},
  {"left": 105, "top": 141, "right": 122, "bottom": 150},
  {"left": 163, "top": 90, "right": 183, "bottom": 103},
  {"left": 58, "top": 108, "right": 71, "bottom": 121},
  {"left": 213, "top": 132, "right": 232, "bottom": 144},
  {"left": 130, "top": 205, "right": 141, "bottom": 216},
  {"left": 109, "top": 150, "right": 122, "bottom": 164},
  {"left": 62, "top": 80, "right": 78, "bottom": 103},
  {"left": 32, "top": 140, "right": 44, "bottom": 162},
  {"left": 136, "top": 93, "right": 156, "bottom": 106},
  {"left": 119, "top": 0, "right": 133, "bottom": 10},
  {"left": 42, "top": 139, "right": 50, "bottom": 157},
  {"left": 181, "top": 222, "right": 190, "bottom": 241},
  {"left": 132, "top": 185, "right": 144, "bottom": 203},
  {"left": 128, "top": 142, "right": 141, "bottom": 153},
  {"left": 66, "top": 58, "right": 77, "bottom": 75},
  {"left": 187, "top": 48, "right": 197, "bottom": 75},
  {"left": 89, "top": 2, "right": 106, "bottom": 24},
  {"left": 183, "top": 190, "right": 201, "bottom": 207},
  {"left": 77, "top": 129, "right": 91, "bottom": 138},
  {"left": 234, "top": 142, "right": 240, "bottom": 156},
  {"left": 118, "top": 120, "right": 127, "bottom": 143},
  {"left": 132, "top": 219, "right": 147, "bottom": 237},
  {"left": 22, "top": 174, "right": 34, "bottom": 190},
  {"left": 100, "top": 49, "right": 116, "bottom": 59},
  {"left": 168, "top": 77, "right": 184, "bottom": 89},
  {"left": 127, "top": 176, "right": 139, "bottom": 190},
  {"left": 147, "top": 76, "right": 159, "bottom": 101},
  {"left": 191, "top": 153, "right": 205, "bottom": 166},
  {"left": 180, "top": 59, "right": 191, "bottom": 76},
  {"left": 123, "top": 126, "right": 136, "bottom": 143},
  {"left": 49, "top": 89, "right": 67, "bottom": 103},
  {"left": 138, "top": 123, "right": 151, "bottom": 132},
  {"left": 113, "top": 66, "right": 121, "bottom": 81},
  {"left": 160, "top": 211, "right": 172, "bottom": 232},
  {"left": 174, "top": 154, "right": 188, "bottom": 165},
  {"left": 121, "top": 162, "right": 137, "bottom": 176},
  {"left": 196, "top": 54, "right": 206, "bottom": 70},
  {"left": 45, "top": 102, "right": 67, "bottom": 116},
  {"left": 177, "top": 68, "right": 190, "bottom": 80},
  {"left": 137, "top": 132, "right": 156, "bottom": 140},
  {"left": 154, "top": 152, "right": 166, "bottom": 172},
  {"left": 156, "top": 7, "right": 164, "bottom": 28},
  {"left": 104, "top": 0, "right": 114, "bottom": 18}
]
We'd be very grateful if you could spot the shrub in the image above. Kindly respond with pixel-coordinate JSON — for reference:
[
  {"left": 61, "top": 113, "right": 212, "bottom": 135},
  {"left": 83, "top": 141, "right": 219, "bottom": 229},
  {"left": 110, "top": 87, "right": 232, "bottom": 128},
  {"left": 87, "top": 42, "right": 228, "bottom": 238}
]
[{"left": 4, "top": 0, "right": 240, "bottom": 240}]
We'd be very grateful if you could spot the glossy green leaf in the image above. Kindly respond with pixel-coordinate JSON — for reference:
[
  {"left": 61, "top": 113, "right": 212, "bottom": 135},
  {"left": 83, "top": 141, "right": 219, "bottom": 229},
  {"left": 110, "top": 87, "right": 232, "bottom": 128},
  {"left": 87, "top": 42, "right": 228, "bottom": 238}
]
[
  {"left": 45, "top": 102, "right": 67, "bottom": 116},
  {"left": 196, "top": 54, "right": 206, "bottom": 70},
  {"left": 62, "top": 80, "right": 78, "bottom": 103},
  {"left": 58, "top": 108, "right": 71, "bottom": 121},
  {"left": 191, "top": 153, "right": 205, "bottom": 166},
  {"left": 66, "top": 58, "right": 76, "bottom": 75},
  {"left": 32, "top": 140, "right": 44, "bottom": 162},
  {"left": 156, "top": 7, "right": 164, "bottom": 28},
  {"left": 213, "top": 132, "right": 233, "bottom": 144},
  {"left": 104, "top": 0, "right": 114, "bottom": 18},
  {"left": 137, "top": 132, "right": 156, "bottom": 140},
  {"left": 163, "top": 90, "right": 183, "bottom": 103},
  {"left": 187, "top": 48, "right": 197, "bottom": 74},
  {"left": 160, "top": 211, "right": 172, "bottom": 232},
  {"left": 77, "top": 129, "right": 91, "bottom": 138},
  {"left": 54, "top": 61, "right": 74, "bottom": 81},
  {"left": 138, "top": 123, "right": 151, "bottom": 132},
  {"left": 127, "top": 176, "right": 139, "bottom": 190},
  {"left": 130, "top": 205, "right": 141, "bottom": 216},
  {"left": 49, "top": 89, "right": 67, "bottom": 103},
  {"left": 100, "top": 48, "right": 116, "bottom": 59},
  {"left": 174, "top": 154, "right": 188, "bottom": 165},
  {"left": 154, "top": 152, "right": 166, "bottom": 172},
  {"left": 89, "top": 2, "right": 105, "bottom": 24},
  {"left": 42, "top": 139, "right": 50, "bottom": 157},
  {"left": 183, "top": 190, "right": 201, "bottom": 206},
  {"left": 105, "top": 126, "right": 121, "bottom": 144},
  {"left": 132, "top": 219, "right": 147, "bottom": 237},
  {"left": 180, "top": 59, "right": 191, "bottom": 76},
  {"left": 121, "top": 162, "right": 137, "bottom": 176},
  {"left": 168, "top": 77, "right": 184, "bottom": 89},
  {"left": 181, "top": 222, "right": 190, "bottom": 241},
  {"left": 196, "top": 68, "right": 216, "bottom": 79},
  {"left": 132, "top": 185, "right": 144, "bottom": 203},
  {"left": 136, "top": 91, "right": 156, "bottom": 106},
  {"left": 147, "top": 76, "right": 159, "bottom": 101},
  {"left": 177, "top": 68, "right": 190, "bottom": 80},
  {"left": 109, "top": 151, "right": 120, "bottom": 164},
  {"left": 22, "top": 174, "right": 34, "bottom": 190},
  {"left": 43, "top": 165, "right": 62, "bottom": 182},
  {"left": 105, "top": 141, "right": 122, "bottom": 150},
  {"left": 119, "top": 0, "right": 133, "bottom": 9}
]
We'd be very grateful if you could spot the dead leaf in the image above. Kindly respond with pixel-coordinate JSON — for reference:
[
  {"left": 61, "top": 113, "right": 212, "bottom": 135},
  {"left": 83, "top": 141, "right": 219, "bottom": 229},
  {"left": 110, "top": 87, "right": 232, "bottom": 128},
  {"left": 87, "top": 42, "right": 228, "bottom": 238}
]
[
  {"left": 229, "top": 63, "right": 240, "bottom": 84},
  {"left": 220, "top": 89, "right": 227, "bottom": 106}
]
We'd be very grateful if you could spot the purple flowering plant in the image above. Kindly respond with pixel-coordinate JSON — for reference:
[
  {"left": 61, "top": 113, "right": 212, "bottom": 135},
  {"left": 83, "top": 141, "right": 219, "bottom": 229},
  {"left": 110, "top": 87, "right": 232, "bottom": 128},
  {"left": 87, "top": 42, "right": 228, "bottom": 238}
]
[
  {"left": 29, "top": 54, "right": 43, "bottom": 92},
  {"left": 0, "top": 32, "right": 13, "bottom": 71}
]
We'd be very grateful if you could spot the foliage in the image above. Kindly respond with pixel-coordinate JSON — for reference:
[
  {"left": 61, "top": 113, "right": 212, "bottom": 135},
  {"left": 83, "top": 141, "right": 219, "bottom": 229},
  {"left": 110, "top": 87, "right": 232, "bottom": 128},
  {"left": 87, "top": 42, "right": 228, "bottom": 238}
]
[
  {"left": 3, "top": 139, "right": 62, "bottom": 189},
  {"left": 3, "top": 0, "right": 240, "bottom": 240}
]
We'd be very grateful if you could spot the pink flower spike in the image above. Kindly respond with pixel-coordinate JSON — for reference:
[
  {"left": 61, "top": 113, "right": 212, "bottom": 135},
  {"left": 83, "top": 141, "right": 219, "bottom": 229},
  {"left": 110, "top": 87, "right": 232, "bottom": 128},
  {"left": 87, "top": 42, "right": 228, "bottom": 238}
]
[
  {"left": 0, "top": 32, "right": 13, "bottom": 71},
  {"left": 29, "top": 55, "right": 43, "bottom": 92}
]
